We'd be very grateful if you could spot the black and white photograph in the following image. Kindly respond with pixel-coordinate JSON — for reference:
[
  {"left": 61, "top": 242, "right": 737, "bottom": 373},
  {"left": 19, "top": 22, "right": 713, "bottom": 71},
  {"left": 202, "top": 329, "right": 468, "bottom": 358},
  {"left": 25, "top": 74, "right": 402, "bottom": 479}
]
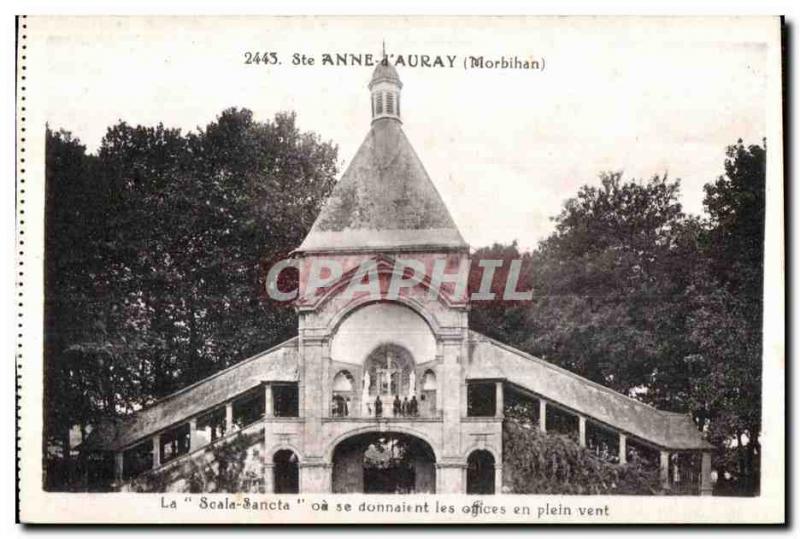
[{"left": 15, "top": 14, "right": 784, "bottom": 524}]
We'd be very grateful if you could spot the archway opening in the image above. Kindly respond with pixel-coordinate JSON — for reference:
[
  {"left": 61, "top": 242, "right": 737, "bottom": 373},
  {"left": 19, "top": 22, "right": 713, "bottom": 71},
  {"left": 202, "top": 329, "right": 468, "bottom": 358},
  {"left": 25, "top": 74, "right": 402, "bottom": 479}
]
[
  {"left": 421, "top": 369, "right": 438, "bottom": 416},
  {"left": 467, "top": 450, "right": 495, "bottom": 494},
  {"left": 332, "top": 370, "right": 355, "bottom": 417},
  {"left": 363, "top": 343, "right": 417, "bottom": 417},
  {"left": 273, "top": 449, "right": 299, "bottom": 493},
  {"left": 332, "top": 432, "right": 436, "bottom": 494}
]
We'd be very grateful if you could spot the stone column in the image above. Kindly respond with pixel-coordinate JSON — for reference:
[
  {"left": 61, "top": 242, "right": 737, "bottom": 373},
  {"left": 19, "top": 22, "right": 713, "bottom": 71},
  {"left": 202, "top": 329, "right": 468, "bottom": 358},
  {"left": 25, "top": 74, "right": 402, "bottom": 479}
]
[
  {"left": 321, "top": 341, "right": 331, "bottom": 417},
  {"left": 263, "top": 462, "right": 275, "bottom": 494},
  {"left": 435, "top": 369, "right": 441, "bottom": 416},
  {"left": 264, "top": 383, "right": 273, "bottom": 417},
  {"left": 538, "top": 400, "right": 547, "bottom": 433},
  {"left": 578, "top": 416, "right": 586, "bottom": 447},
  {"left": 437, "top": 461, "right": 465, "bottom": 493},
  {"left": 460, "top": 381, "right": 467, "bottom": 417},
  {"left": 495, "top": 381, "right": 504, "bottom": 418},
  {"left": 114, "top": 452, "right": 124, "bottom": 483},
  {"left": 619, "top": 434, "right": 627, "bottom": 464},
  {"left": 261, "top": 410, "right": 273, "bottom": 494},
  {"left": 659, "top": 450, "right": 670, "bottom": 491},
  {"left": 301, "top": 337, "right": 325, "bottom": 458},
  {"left": 225, "top": 402, "right": 234, "bottom": 433},
  {"left": 441, "top": 339, "right": 463, "bottom": 459},
  {"left": 494, "top": 464, "right": 503, "bottom": 494},
  {"left": 152, "top": 435, "right": 161, "bottom": 469},
  {"left": 189, "top": 418, "right": 200, "bottom": 451},
  {"left": 700, "top": 451, "right": 713, "bottom": 496},
  {"left": 299, "top": 460, "right": 330, "bottom": 493},
  {"left": 351, "top": 366, "right": 362, "bottom": 418}
]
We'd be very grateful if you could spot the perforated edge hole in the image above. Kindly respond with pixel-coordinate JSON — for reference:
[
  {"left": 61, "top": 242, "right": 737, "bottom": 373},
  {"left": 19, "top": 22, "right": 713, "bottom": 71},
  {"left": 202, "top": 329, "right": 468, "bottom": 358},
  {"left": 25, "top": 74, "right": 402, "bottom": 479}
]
[{"left": 16, "top": 14, "right": 27, "bottom": 515}]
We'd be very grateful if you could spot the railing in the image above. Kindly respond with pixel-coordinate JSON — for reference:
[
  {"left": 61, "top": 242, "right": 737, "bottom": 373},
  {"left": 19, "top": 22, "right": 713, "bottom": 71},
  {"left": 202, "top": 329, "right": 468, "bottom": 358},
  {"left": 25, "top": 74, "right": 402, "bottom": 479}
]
[
  {"left": 329, "top": 399, "right": 439, "bottom": 420},
  {"left": 117, "top": 419, "right": 267, "bottom": 491},
  {"left": 324, "top": 412, "right": 443, "bottom": 422}
]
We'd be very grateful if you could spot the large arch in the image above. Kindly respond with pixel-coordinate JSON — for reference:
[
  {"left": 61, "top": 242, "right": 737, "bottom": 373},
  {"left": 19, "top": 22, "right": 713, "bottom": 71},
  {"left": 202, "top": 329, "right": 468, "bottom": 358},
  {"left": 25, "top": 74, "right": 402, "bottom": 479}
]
[
  {"left": 309, "top": 255, "right": 463, "bottom": 318},
  {"left": 329, "top": 302, "right": 437, "bottom": 367},
  {"left": 325, "top": 424, "right": 440, "bottom": 463},
  {"left": 327, "top": 292, "right": 443, "bottom": 339},
  {"left": 331, "top": 431, "right": 437, "bottom": 494}
]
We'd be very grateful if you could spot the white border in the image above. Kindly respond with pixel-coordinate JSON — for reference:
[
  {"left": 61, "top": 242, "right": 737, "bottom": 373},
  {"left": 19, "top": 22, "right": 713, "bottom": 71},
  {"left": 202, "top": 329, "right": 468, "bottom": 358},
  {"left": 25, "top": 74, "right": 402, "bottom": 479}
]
[{"left": 3, "top": 3, "right": 792, "bottom": 534}]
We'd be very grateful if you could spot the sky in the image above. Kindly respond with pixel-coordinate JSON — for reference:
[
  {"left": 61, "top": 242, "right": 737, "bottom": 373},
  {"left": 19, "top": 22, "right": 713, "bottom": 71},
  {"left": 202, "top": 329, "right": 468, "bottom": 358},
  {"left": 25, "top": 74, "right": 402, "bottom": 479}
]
[{"left": 36, "top": 16, "right": 770, "bottom": 250}]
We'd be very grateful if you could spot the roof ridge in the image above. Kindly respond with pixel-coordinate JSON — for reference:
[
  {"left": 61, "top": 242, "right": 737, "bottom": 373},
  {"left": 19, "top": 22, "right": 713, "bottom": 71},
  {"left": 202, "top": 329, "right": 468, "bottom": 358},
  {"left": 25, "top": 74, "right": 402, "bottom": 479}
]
[
  {"left": 297, "top": 117, "right": 467, "bottom": 252},
  {"left": 470, "top": 330, "right": 681, "bottom": 416},
  {"left": 126, "top": 336, "right": 298, "bottom": 416}
]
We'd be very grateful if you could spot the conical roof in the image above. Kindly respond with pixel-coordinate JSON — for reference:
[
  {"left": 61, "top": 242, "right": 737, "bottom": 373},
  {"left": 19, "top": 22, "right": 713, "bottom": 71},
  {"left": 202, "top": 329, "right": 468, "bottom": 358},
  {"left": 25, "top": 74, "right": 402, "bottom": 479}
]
[
  {"left": 297, "top": 118, "right": 467, "bottom": 253},
  {"left": 369, "top": 60, "right": 401, "bottom": 88}
]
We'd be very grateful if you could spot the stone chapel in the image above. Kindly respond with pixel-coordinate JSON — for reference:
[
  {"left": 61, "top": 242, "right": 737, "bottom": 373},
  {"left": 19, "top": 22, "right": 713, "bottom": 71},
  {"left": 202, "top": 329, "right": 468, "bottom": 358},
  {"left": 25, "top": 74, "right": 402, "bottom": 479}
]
[{"left": 82, "top": 60, "right": 713, "bottom": 495}]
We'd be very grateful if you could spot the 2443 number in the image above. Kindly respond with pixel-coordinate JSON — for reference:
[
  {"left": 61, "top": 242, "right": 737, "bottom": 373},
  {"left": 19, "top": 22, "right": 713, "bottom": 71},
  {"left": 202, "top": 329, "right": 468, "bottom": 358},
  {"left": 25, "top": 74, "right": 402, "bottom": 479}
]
[{"left": 244, "top": 52, "right": 279, "bottom": 65}]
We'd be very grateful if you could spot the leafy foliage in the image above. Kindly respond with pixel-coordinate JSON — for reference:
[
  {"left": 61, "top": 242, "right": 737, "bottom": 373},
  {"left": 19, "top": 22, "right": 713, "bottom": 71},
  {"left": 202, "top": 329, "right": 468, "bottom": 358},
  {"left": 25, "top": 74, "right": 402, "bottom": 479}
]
[
  {"left": 185, "top": 431, "right": 264, "bottom": 493},
  {"left": 126, "top": 430, "right": 264, "bottom": 493},
  {"left": 475, "top": 142, "right": 765, "bottom": 495},
  {"left": 46, "top": 115, "right": 764, "bottom": 497},
  {"left": 44, "top": 110, "right": 338, "bottom": 488},
  {"left": 503, "top": 419, "right": 660, "bottom": 495}
]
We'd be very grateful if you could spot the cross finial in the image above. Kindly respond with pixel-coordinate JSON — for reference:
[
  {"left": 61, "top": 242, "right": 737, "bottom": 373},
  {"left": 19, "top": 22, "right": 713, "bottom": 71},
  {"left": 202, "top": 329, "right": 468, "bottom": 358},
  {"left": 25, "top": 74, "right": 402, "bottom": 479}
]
[{"left": 382, "top": 40, "right": 386, "bottom": 59}]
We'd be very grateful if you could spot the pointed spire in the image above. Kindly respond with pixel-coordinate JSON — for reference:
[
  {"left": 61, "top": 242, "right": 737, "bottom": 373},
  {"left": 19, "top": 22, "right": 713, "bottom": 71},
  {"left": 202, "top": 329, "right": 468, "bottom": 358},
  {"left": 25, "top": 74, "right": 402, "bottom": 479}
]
[
  {"left": 369, "top": 44, "right": 402, "bottom": 123},
  {"left": 297, "top": 60, "right": 466, "bottom": 254}
]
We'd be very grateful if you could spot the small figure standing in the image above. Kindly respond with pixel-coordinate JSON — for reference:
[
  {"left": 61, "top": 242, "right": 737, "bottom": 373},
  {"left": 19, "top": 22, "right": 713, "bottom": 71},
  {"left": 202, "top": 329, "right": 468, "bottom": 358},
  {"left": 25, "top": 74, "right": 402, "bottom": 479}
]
[
  {"left": 393, "top": 395, "right": 402, "bottom": 417},
  {"left": 410, "top": 394, "right": 419, "bottom": 417},
  {"left": 402, "top": 396, "right": 409, "bottom": 417},
  {"left": 374, "top": 395, "right": 383, "bottom": 417}
]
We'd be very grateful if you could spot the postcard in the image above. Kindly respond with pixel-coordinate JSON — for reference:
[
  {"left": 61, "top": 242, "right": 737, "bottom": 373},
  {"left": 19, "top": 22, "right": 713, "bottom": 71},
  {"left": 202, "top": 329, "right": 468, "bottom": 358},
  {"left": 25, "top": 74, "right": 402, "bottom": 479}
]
[{"left": 15, "top": 15, "right": 785, "bottom": 524}]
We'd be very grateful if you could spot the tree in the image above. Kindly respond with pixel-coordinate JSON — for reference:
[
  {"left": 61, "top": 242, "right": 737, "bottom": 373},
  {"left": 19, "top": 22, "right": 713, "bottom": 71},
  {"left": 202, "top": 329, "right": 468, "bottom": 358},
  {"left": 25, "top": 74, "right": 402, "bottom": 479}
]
[
  {"left": 691, "top": 140, "right": 765, "bottom": 494},
  {"left": 472, "top": 140, "right": 766, "bottom": 495},
  {"left": 44, "top": 129, "right": 102, "bottom": 487},
  {"left": 468, "top": 241, "right": 533, "bottom": 346},
  {"left": 474, "top": 173, "right": 700, "bottom": 403},
  {"left": 44, "top": 110, "right": 338, "bottom": 490},
  {"left": 703, "top": 140, "right": 766, "bottom": 296}
]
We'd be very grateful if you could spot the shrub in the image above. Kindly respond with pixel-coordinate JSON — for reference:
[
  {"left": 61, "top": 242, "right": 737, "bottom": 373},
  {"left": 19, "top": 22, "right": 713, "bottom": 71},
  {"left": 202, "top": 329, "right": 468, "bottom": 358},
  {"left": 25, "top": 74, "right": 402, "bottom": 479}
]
[{"left": 503, "top": 419, "right": 661, "bottom": 495}]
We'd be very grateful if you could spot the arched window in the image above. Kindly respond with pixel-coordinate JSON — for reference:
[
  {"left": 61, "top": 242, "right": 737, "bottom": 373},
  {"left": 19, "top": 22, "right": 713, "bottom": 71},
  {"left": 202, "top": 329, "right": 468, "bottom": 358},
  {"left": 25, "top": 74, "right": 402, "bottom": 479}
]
[
  {"left": 332, "top": 370, "right": 354, "bottom": 417},
  {"left": 375, "top": 93, "right": 383, "bottom": 115},
  {"left": 421, "top": 369, "right": 437, "bottom": 416},
  {"left": 365, "top": 344, "right": 415, "bottom": 397},
  {"left": 467, "top": 450, "right": 495, "bottom": 494},
  {"left": 273, "top": 450, "right": 299, "bottom": 493},
  {"left": 363, "top": 344, "right": 415, "bottom": 417}
]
